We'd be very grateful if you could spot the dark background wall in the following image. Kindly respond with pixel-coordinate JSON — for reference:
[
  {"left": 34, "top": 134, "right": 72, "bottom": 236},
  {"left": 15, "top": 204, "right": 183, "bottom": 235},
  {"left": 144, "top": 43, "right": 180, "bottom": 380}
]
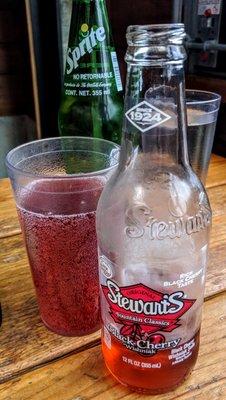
[
  {"left": 0, "top": 0, "right": 175, "bottom": 119},
  {"left": 107, "top": 0, "right": 174, "bottom": 82},
  {"left": 0, "top": 0, "right": 33, "bottom": 117}
]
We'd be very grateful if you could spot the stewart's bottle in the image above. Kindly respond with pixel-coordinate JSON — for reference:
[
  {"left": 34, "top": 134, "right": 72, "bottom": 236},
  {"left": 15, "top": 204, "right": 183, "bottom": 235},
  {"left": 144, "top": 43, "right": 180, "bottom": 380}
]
[
  {"left": 96, "top": 24, "right": 212, "bottom": 394},
  {"left": 58, "top": 0, "right": 123, "bottom": 143}
]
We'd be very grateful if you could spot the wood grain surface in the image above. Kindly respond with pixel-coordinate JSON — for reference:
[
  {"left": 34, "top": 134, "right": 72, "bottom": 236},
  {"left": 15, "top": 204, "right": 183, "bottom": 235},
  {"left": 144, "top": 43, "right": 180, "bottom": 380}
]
[
  {"left": 207, "top": 183, "right": 226, "bottom": 297},
  {"left": 0, "top": 179, "right": 20, "bottom": 239},
  {"left": 0, "top": 154, "right": 225, "bottom": 239},
  {"left": 0, "top": 166, "right": 226, "bottom": 384},
  {"left": 0, "top": 234, "right": 100, "bottom": 383},
  {"left": 206, "top": 154, "right": 226, "bottom": 188},
  {"left": 0, "top": 292, "right": 225, "bottom": 400}
]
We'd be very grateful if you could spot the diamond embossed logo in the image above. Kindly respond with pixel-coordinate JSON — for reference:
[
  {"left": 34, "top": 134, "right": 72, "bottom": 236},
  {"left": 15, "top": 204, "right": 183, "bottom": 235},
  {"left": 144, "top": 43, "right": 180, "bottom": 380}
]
[{"left": 125, "top": 100, "right": 171, "bottom": 132}]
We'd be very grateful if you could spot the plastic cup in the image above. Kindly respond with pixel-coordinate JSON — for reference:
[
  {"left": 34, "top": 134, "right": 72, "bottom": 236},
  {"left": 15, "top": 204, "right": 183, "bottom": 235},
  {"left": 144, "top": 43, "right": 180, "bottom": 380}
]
[
  {"left": 186, "top": 90, "right": 221, "bottom": 184},
  {"left": 6, "top": 137, "right": 119, "bottom": 336}
]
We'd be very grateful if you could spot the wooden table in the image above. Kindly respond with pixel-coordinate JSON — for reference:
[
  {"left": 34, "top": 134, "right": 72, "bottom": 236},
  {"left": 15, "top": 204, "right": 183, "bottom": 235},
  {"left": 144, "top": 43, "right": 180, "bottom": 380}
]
[{"left": 0, "top": 154, "right": 225, "bottom": 400}]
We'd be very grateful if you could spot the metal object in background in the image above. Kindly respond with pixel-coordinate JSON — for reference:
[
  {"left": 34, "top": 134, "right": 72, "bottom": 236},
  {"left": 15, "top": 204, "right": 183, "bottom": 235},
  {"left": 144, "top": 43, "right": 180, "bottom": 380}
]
[
  {"left": 174, "top": 0, "right": 226, "bottom": 158},
  {"left": 186, "top": 42, "right": 226, "bottom": 52},
  {"left": 172, "top": 0, "right": 183, "bottom": 22},
  {"left": 183, "top": 0, "right": 226, "bottom": 72}
]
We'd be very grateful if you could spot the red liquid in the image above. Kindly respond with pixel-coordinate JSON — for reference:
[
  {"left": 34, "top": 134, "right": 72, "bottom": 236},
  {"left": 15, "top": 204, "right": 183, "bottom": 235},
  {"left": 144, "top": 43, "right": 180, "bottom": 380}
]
[
  {"left": 18, "top": 178, "right": 104, "bottom": 336},
  {"left": 102, "top": 330, "right": 200, "bottom": 394}
]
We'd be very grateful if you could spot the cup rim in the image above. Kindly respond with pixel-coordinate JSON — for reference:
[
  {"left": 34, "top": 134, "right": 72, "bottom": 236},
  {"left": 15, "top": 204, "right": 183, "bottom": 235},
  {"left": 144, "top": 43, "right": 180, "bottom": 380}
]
[
  {"left": 6, "top": 136, "right": 120, "bottom": 179},
  {"left": 186, "top": 89, "right": 221, "bottom": 106}
]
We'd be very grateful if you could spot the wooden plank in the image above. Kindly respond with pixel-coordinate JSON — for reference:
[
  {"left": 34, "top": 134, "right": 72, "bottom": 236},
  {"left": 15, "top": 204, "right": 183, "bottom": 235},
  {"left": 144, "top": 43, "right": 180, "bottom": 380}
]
[
  {"left": 0, "top": 234, "right": 100, "bottom": 383},
  {"left": 0, "top": 179, "right": 20, "bottom": 239},
  {"left": 0, "top": 292, "right": 224, "bottom": 400},
  {"left": 0, "top": 171, "right": 224, "bottom": 244},
  {"left": 0, "top": 155, "right": 225, "bottom": 239},
  {"left": 207, "top": 183, "right": 226, "bottom": 297},
  {"left": 0, "top": 183, "right": 225, "bottom": 383},
  {"left": 0, "top": 163, "right": 225, "bottom": 382},
  {"left": 206, "top": 154, "right": 226, "bottom": 188}
]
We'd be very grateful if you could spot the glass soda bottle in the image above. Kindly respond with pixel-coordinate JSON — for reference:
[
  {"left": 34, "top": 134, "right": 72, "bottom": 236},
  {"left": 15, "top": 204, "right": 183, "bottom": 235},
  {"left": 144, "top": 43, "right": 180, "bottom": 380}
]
[
  {"left": 96, "top": 24, "right": 212, "bottom": 394},
  {"left": 58, "top": 0, "right": 123, "bottom": 143}
]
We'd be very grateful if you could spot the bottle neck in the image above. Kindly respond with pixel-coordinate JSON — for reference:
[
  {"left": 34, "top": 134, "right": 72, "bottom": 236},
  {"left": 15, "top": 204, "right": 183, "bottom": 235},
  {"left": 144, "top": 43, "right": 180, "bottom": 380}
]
[
  {"left": 69, "top": 0, "right": 109, "bottom": 39},
  {"left": 121, "top": 57, "right": 189, "bottom": 171},
  {"left": 64, "top": 0, "right": 112, "bottom": 80}
]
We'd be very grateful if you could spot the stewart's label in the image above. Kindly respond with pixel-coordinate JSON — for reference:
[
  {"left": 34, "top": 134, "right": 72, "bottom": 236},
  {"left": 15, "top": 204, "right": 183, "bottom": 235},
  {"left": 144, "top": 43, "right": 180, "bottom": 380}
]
[{"left": 101, "top": 279, "right": 195, "bottom": 356}]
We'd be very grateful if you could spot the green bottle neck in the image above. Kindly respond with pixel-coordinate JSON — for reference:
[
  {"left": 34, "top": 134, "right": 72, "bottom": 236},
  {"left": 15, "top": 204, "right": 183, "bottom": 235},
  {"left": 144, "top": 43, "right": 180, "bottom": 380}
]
[
  {"left": 64, "top": 0, "right": 114, "bottom": 77},
  {"left": 68, "top": 0, "right": 111, "bottom": 46}
]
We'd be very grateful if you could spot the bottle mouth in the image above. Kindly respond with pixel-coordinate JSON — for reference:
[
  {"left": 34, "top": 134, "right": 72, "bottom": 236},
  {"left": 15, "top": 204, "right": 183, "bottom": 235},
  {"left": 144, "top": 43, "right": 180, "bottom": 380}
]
[{"left": 127, "top": 24, "right": 186, "bottom": 46}]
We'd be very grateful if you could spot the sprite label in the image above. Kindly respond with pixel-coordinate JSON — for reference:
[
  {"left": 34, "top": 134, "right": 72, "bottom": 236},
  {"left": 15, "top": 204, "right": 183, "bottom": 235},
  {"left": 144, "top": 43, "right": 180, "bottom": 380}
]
[
  {"left": 64, "top": 24, "right": 122, "bottom": 98},
  {"left": 58, "top": 0, "right": 123, "bottom": 143}
]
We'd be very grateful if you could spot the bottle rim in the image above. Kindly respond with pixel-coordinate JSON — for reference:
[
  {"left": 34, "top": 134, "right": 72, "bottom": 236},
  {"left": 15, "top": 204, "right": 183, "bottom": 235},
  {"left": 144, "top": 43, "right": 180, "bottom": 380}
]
[
  {"left": 186, "top": 89, "right": 221, "bottom": 107},
  {"left": 126, "top": 23, "right": 186, "bottom": 46},
  {"left": 6, "top": 136, "right": 120, "bottom": 179},
  {"left": 128, "top": 23, "right": 184, "bottom": 30}
]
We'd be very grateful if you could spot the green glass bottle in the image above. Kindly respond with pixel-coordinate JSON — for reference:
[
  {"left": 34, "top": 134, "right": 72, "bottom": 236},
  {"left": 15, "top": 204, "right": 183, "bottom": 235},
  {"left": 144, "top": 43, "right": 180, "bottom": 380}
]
[{"left": 58, "top": 0, "right": 123, "bottom": 143}]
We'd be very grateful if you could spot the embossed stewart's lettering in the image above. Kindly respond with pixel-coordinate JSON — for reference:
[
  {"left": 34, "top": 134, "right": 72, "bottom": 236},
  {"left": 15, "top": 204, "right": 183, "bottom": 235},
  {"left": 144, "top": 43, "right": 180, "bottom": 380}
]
[{"left": 125, "top": 204, "right": 211, "bottom": 239}]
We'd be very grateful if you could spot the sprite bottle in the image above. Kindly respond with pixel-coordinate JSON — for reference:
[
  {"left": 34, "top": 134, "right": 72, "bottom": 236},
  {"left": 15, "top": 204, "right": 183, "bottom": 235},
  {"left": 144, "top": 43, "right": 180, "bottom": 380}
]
[{"left": 58, "top": 0, "right": 123, "bottom": 143}]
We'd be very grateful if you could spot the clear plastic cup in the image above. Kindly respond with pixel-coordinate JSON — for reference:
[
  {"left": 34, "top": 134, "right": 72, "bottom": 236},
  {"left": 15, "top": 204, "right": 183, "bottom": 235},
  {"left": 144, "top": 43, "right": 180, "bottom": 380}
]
[
  {"left": 6, "top": 137, "right": 119, "bottom": 336},
  {"left": 186, "top": 90, "right": 221, "bottom": 184}
]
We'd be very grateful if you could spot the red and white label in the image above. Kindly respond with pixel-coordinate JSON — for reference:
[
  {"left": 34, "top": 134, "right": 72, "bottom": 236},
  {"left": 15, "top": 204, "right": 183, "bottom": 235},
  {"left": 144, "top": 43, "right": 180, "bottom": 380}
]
[
  {"left": 198, "top": 0, "right": 222, "bottom": 15},
  {"left": 101, "top": 279, "right": 196, "bottom": 356}
]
